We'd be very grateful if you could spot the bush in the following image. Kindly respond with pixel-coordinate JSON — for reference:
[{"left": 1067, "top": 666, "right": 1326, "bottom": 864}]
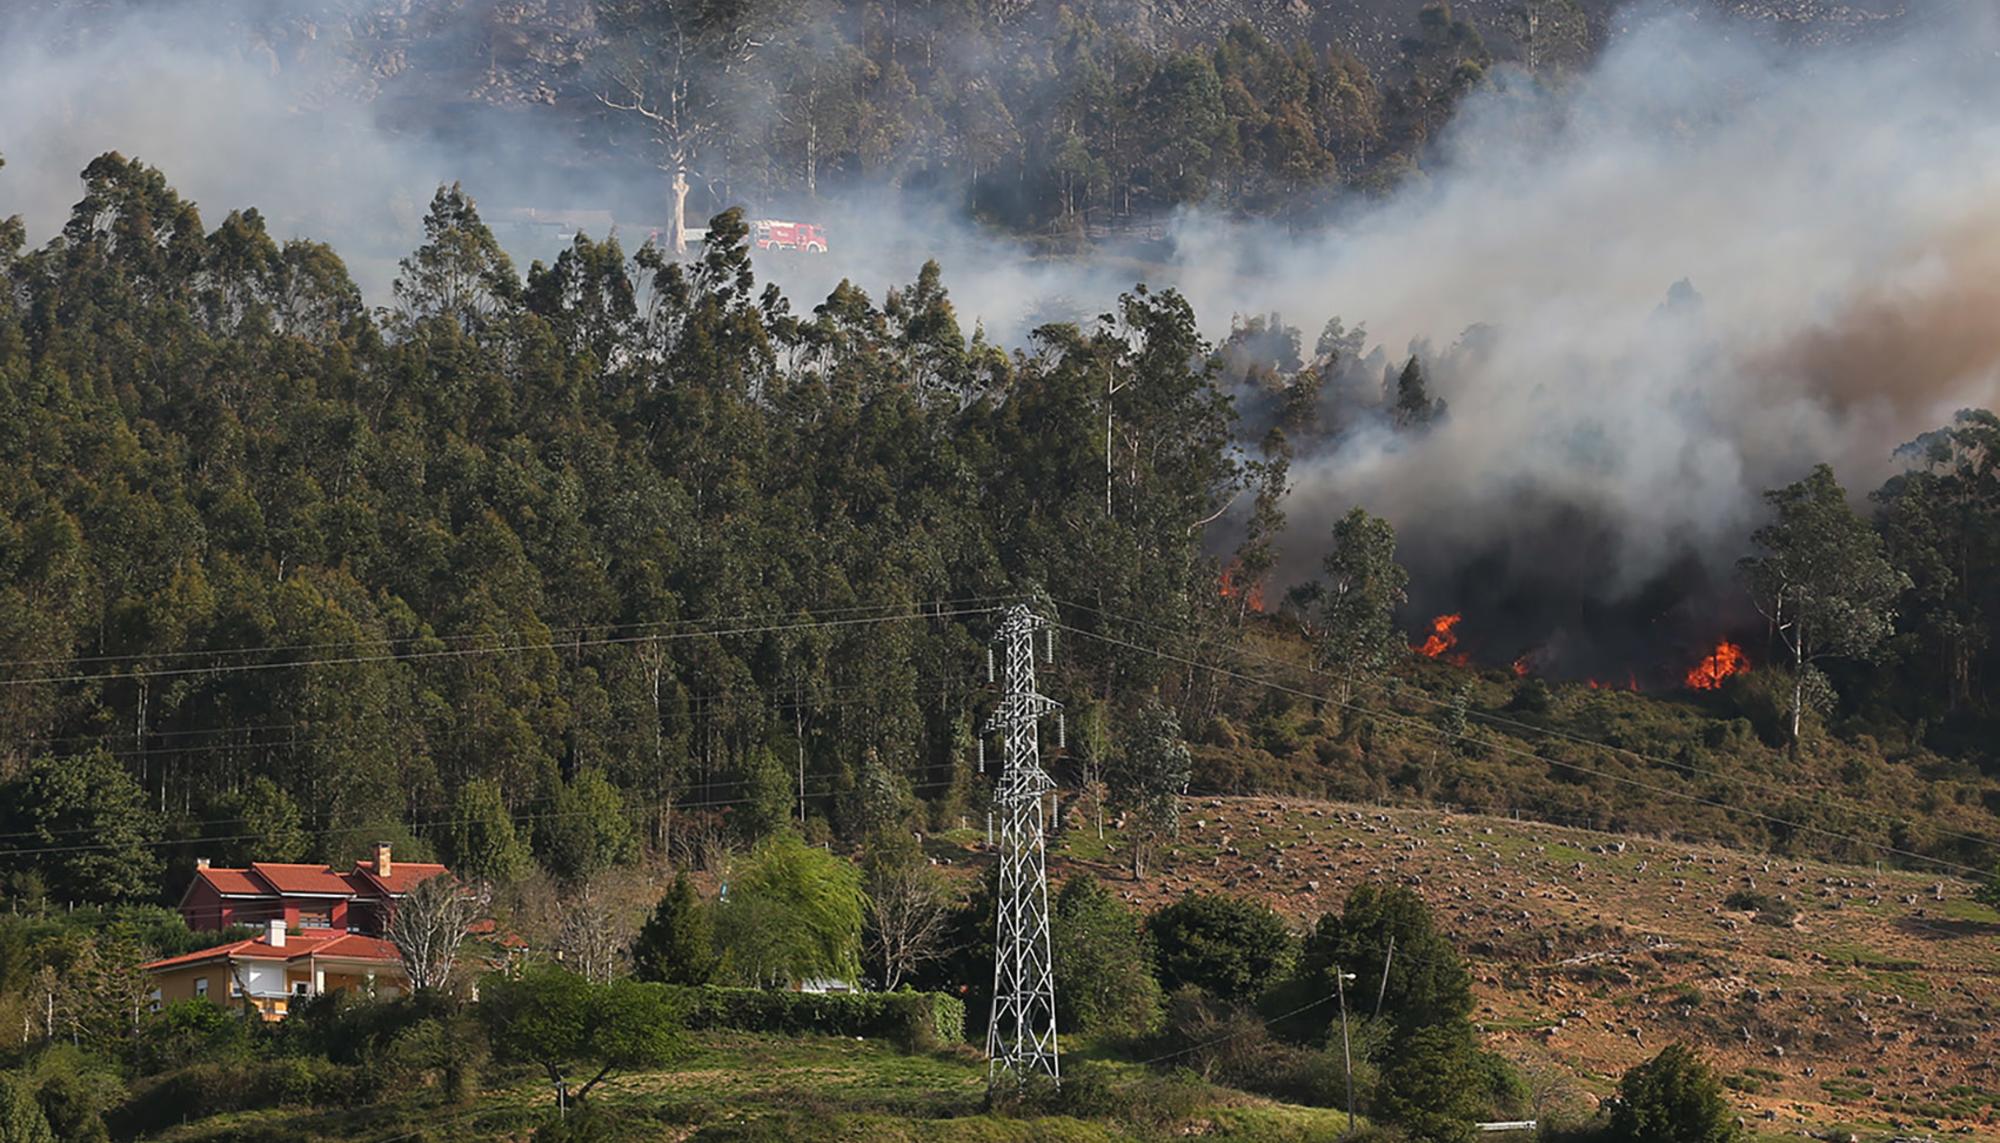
[
  {"left": 1153, "top": 987, "right": 1339, "bottom": 1106},
  {"left": 1720, "top": 890, "right": 1798, "bottom": 925},
  {"left": 1052, "top": 874, "right": 1161, "bottom": 1039},
  {"left": 1147, "top": 893, "right": 1293, "bottom": 1004},
  {"left": 26, "top": 1047, "right": 121, "bottom": 1143},
  {"left": 109, "top": 1059, "right": 363, "bottom": 1136},
  {"left": 1606, "top": 1044, "right": 1737, "bottom": 1143},
  {"left": 131, "top": 1000, "right": 253, "bottom": 1075},
  {"left": 663, "top": 985, "right": 965, "bottom": 1051}
]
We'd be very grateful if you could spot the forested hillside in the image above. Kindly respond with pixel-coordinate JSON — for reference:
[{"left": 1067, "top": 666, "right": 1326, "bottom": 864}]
[
  {"left": 10, "top": 0, "right": 1922, "bottom": 245},
  {"left": 1, "top": 152, "right": 1997, "bottom": 912}
]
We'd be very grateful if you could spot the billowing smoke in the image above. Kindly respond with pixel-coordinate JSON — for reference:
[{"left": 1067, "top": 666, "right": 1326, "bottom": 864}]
[
  {"left": 5, "top": 1, "right": 1999, "bottom": 678},
  {"left": 1162, "top": 5, "right": 2000, "bottom": 674}
]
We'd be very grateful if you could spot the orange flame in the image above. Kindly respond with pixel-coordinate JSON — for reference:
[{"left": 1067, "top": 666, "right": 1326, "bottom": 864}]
[
  {"left": 1512, "top": 657, "right": 1531, "bottom": 678},
  {"left": 1685, "top": 641, "right": 1749, "bottom": 690},
  {"left": 1218, "top": 563, "right": 1266, "bottom": 612},
  {"left": 1414, "top": 613, "right": 1466, "bottom": 664}
]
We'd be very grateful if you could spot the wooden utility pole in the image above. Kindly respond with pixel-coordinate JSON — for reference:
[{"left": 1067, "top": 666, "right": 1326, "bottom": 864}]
[
  {"left": 1335, "top": 966, "right": 1358, "bottom": 1136},
  {"left": 1373, "top": 934, "right": 1397, "bottom": 1018}
]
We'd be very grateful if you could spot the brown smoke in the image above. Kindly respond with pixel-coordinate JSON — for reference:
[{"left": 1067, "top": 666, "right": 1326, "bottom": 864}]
[{"left": 1766, "top": 209, "right": 2000, "bottom": 417}]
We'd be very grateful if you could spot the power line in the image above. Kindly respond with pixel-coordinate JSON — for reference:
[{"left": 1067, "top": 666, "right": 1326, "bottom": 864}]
[
  {"left": 0, "top": 596, "right": 1016, "bottom": 674},
  {"left": 24, "top": 673, "right": 987, "bottom": 767},
  {"left": 0, "top": 599, "right": 1010, "bottom": 688},
  {"left": 0, "top": 772, "right": 975, "bottom": 861}
]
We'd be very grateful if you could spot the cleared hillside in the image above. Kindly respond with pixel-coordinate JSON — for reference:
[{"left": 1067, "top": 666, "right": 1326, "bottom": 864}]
[{"left": 1040, "top": 794, "right": 2000, "bottom": 1139}]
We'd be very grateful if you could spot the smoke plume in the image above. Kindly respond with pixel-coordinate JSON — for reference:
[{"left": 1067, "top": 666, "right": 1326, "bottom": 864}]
[{"left": 4, "top": 1, "right": 1999, "bottom": 676}]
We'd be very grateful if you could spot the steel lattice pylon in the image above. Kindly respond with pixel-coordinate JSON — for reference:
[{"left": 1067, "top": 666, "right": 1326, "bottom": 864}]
[{"left": 983, "top": 604, "right": 1061, "bottom": 1089}]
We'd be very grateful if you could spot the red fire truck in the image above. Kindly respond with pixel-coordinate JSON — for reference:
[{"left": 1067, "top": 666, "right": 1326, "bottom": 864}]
[{"left": 750, "top": 219, "right": 829, "bottom": 253}]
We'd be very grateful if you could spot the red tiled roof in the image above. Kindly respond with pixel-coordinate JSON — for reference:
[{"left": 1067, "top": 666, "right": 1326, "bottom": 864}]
[
  {"left": 193, "top": 868, "right": 273, "bottom": 897},
  {"left": 143, "top": 930, "right": 402, "bottom": 972},
  {"left": 308, "top": 934, "right": 402, "bottom": 961},
  {"left": 350, "top": 862, "right": 450, "bottom": 896},
  {"left": 249, "top": 862, "right": 358, "bottom": 896}
]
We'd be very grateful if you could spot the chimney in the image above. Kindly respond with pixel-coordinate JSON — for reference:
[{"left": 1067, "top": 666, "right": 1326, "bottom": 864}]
[
  {"left": 373, "top": 841, "right": 393, "bottom": 879},
  {"left": 195, "top": 857, "right": 210, "bottom": 870},
  {"left": 267, "top": 919, "right": 286, "bottom": 949}
]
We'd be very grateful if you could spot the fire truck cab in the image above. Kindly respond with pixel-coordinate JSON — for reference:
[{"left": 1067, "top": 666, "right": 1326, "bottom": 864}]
[{"left": 750, "top": 219, "right": 829, "bottom": 253}]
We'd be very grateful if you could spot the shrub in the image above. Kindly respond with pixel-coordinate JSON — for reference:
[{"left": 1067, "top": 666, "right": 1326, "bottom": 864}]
[
  {"left": 1606, "top": 1044, "right": 1737, "bottom": 1143},
  {"left": 1052, "top": 874, "right": 1161, "bottom": 1039},
  {"left": 1720, "top": 890, "right": 1798, "bottom": 925},
  {"left": 1147, "top": 893, "right": 1293, "bottom": 1004},
  {"left": 662, "top": 984, "right": 965, "bottom": 1051},
  {"left": 131, "top": 1000, "right": 253, "bottom": 1075},
  {"left": 1054, "top": 1062, "right": 1208, "bottom": 1128},
  {"left": 1375, "top": 1026, "right": 1486, "bottom": 1143},
  {"left": 1153, "top": 987, "right": 1339, "bottom": 1106},
  {"left": 109, "top": 1059, "right": 363, "bottom": 1136}
]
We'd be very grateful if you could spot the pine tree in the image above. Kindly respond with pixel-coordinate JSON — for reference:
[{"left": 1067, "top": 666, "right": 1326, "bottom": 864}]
[{"left": 632, "top": 872, "right": 719, "bottom": 986}]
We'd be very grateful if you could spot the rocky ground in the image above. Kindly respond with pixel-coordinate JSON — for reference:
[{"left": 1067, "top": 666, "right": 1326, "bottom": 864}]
[{"left": 1039, "top": 795, "right": 2000, "bottom": 1139}]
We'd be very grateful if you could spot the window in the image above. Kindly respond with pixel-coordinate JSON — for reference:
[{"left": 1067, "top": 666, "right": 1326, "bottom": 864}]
[
  {"left": 148, "top": 989, "right": 162, "bottom": 1013},
  {"left": 297, "top": 907, "right": 332, "bottom": 929},
  {"left": 293, "top": 980, "right": 311, "bottom": 997},
  {"left": 229, "top": 976, "right": 242, "bottom": 998},
  {"left": 194, "top": 977, "right": 208, "bottom": 998}
]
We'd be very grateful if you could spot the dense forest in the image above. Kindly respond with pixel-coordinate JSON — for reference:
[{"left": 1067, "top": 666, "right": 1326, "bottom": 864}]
[
  {"left": 584, "top": 0, "right": 1519, "bottom": 233},
  {"left": 20, "top": 0, "right": 1588, "bottom": 239},
  {"left": 0, "top": 149, "right": 1997, "bottom": 914}
]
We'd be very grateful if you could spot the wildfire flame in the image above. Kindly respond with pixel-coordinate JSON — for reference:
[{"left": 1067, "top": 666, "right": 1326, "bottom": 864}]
[
  {"left": 1685, "top": 641, "right": 1749, "bottom": 690},
  {"left": 1218, "top": 563, "right": 1266, "bottom": 612},
  {"left": 1415, "top": 613, "right": 1467, "bottom": 664}
]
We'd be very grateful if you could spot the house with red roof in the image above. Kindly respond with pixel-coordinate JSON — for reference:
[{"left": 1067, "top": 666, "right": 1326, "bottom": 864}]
[
  {"left": 144, "top": 919, "right": 406, "bottom": 1020},
  {"left": 179, "top": 842, "right": 448, "bottom": 936}
]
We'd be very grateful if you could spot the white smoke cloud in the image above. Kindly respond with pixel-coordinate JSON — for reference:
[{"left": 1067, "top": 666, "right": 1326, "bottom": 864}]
[
  {"left": 1152, "top": 5, "right": 2000, "bottom": 653},
  {"left": 5, "top": 1, "right": 1999, "bottom": 665}
]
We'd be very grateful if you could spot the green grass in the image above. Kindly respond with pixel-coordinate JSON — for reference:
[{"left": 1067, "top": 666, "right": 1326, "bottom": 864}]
[
  {"left": 1941, "top": 899, "right": 2000, "bottom": 923},
  {"left": 136, "top": 1030, "right": 1363, "bottom": 1143}
]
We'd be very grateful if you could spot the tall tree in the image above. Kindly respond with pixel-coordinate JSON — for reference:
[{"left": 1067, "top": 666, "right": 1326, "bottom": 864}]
[
  {"left": 1873, "top": 409, "right": 1999, "bottom": 718},
  {"left": 1607, "top": 1044, "right": 1738, "bottom": 1143},
  {"left": 1315, "top": 507, "right": 1410, "bottom": 698},
  {"left": 595, "top": 0, "right": 767, "bottom": 253},
  {"left": 442, "top": 778, "right": 530, "bottom": 885},
  {"left": 1110, "top": 699, "right": 1193, "bottom": 880},
  {"left": 0, "top": 753, "right": 158, "bottom": 905},
  {"left": 1376, "top": 1024, "right": 1486, "bottom": 1143},
  {"left": 391, "top": 184, "right": 519, "bottom": 334},
  {"left": 1294, "top": 882, "right": 1473, "bottom": 1044},
  {"left": 1147, "top": 892, "right": 1292, "bottom": 1004},
  {"left": 202, "top": 777, "right": 308, "bottom": 866},
  {"left": 1742, "top": 465, "right": 1910, "bottom": 742}
]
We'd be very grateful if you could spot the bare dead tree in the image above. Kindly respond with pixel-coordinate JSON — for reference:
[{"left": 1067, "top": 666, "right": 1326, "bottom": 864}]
[
  {"left": 862, "top": 849, "right": 951, "bottom": 991},
  {"left": 556, "top": 881, "right": 631, "bottom": 984},
  {"left": 388, "top": 874, "right": 490, "bottom": 993},
  {"left": 594, "top": 0, "right": 765, "bottom": 253}
]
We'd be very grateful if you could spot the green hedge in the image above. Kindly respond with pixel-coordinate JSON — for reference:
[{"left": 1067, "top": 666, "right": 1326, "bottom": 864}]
[
  {"left": 662, "top": 986, "right": 966, "bottom": 1051},
  {"left": 110, "top": 1058, "right": 363, "bottom": 1136}
]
